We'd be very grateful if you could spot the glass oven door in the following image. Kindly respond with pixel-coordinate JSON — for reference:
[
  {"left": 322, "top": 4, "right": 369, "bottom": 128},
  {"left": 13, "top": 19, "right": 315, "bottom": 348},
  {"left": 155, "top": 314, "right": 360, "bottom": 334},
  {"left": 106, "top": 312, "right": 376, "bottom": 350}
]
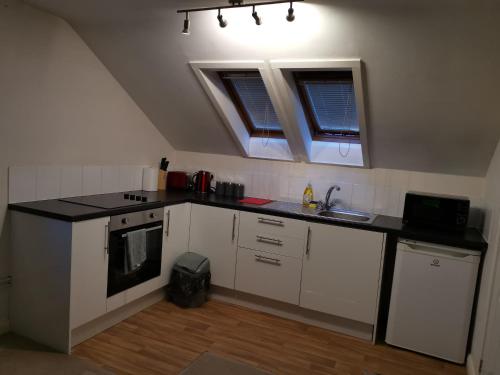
[{"left": 107, "top": 218, "right": 163, "bottom": 298}]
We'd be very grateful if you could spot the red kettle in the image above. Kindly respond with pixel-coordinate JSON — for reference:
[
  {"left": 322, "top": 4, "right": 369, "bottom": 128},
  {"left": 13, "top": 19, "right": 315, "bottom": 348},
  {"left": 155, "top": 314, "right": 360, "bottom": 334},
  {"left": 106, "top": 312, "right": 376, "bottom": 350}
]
[{"left": 192, "top": 171, "right": 213, "bottom": 194}]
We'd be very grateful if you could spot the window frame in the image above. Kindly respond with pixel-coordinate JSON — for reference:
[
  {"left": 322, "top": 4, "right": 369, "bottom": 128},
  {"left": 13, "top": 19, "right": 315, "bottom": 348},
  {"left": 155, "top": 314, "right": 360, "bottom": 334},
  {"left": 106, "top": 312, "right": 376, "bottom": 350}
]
[
  {"left": 218, "top": 70, "right": 285, "bottom": 139},
  {"left": 293, "top": 70, "right": 361, "bottom": 143}
]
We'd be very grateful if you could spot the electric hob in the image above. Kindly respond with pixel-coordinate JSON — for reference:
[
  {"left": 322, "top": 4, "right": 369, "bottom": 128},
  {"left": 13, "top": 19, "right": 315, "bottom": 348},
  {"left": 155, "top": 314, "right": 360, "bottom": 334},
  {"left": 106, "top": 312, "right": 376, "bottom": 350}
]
[{"left": 59, "top": 192, "right": 160, "bottom": 209}]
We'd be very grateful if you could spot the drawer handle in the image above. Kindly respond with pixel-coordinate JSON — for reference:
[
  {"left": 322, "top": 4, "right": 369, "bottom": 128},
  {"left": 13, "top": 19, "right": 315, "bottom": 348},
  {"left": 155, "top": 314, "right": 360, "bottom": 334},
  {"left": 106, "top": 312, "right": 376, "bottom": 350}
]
[
  {"left": 258, "top": 217, "right": 284, "bottom": 227},
  {"left": 256, "top": 235, "right": 283, "bottom": 246},
  {"left": 255, "top": 254, "right": 281, "bottom": 266}
]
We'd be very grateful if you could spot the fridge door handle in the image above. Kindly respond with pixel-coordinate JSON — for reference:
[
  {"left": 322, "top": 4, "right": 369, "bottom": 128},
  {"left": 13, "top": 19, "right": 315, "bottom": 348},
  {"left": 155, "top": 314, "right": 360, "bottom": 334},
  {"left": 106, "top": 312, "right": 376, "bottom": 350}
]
[{"left": 398, "top": 241, "right": 480, "bottom": 262}]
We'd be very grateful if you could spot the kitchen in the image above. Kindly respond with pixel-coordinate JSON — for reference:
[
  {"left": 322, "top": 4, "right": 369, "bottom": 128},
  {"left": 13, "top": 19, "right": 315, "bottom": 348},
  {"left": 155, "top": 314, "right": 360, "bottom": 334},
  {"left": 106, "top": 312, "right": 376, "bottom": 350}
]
[{"left": 1, "top": 0, "right": 500, "bottom": 375}]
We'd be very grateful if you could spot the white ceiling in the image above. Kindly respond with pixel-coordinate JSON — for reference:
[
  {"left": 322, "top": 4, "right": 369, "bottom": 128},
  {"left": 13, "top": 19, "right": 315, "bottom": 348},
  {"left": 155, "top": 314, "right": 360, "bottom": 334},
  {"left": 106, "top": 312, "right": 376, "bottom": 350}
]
[{"left": 25, "top": 0, "right": 500, "bottom": 176}]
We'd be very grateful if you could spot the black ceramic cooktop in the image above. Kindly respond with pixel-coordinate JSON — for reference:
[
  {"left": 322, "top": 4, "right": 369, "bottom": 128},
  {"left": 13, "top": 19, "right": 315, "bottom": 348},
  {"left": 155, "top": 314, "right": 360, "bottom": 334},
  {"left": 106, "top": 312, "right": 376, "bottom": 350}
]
[{"left": 59, "top": 192, "right": 160, "bottom": 209}]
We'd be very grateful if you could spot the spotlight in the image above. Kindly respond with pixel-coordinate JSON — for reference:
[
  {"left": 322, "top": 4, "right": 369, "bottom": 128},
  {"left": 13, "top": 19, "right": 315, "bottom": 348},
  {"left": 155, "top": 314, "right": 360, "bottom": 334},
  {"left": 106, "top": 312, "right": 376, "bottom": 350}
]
[
  {"left": 182, "top": 12, "right": 190, "bottom": 35},
  {"left": 252, "top": 6, "right": 262, "bottom": 26},
  {"left": 217, "top": 9, "right": 228, "bottom": 28},
  {"left": 286, "top": 1, "right": 295, "bottom": 22}
]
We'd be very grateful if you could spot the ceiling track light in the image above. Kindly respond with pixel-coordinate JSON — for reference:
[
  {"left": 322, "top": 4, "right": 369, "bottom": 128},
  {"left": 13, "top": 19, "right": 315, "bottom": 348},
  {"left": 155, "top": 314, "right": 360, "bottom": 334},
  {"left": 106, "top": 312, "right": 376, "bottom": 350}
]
[
  {"left": 286, "top": 1, "right": 295, "bottom": 22},
  {"left": 177, "top": 0, "right": 303, "bottom": 34},
  {"left": 182, "top": 12, "right": 190, "bottom": 35},
  {"left": 217, "top": 8, "right": 228, "bottom": 28},
  {"left": 252, "top": 6, "right": 262, "bottom": 25}
]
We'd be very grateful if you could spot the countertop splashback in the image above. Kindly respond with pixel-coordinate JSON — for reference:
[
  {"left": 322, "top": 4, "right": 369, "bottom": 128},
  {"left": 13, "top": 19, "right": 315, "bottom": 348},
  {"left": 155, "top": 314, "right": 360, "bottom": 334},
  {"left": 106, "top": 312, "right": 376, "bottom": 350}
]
[
  {"left": 172, "top": 151, "right": 485, "bottom": 227},
  {"left": 8, "top": 165, "right": 148, "bottom": 204}
]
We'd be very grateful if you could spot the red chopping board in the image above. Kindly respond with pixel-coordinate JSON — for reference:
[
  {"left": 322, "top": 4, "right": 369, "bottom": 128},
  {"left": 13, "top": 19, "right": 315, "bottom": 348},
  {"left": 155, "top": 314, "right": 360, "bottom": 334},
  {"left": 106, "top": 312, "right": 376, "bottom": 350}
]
[{"left": 239, "top": 197, "right": 274, "bottom": 205}]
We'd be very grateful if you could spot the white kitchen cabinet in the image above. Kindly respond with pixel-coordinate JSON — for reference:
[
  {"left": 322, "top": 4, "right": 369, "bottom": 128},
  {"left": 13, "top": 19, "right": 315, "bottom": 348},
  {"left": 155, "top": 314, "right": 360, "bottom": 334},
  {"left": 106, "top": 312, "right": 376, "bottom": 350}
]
[
  {"left": 70, "top": 217, "right": 110, "bottom": 329},
  {"left": 189, "top": 204, "right": 239, "bottom": 289},
  {"left": 300, "top": 223, "right": 384, "bottom": 324},
  {"left": 235, "top": 247, "right": 302, "bottom": 304},
  {"left": 10, "top": 212, "right": 111, "bottom": 353},
  {"left": 160, "top": 203, "right": 191, "bottom": 286}
]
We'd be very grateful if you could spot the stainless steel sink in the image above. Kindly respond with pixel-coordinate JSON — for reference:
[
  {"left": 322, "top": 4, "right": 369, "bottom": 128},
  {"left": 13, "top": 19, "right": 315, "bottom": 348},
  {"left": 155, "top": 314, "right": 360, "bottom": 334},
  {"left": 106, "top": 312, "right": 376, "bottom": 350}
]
[
  {"left": 316, "top": 209, "right": 377, "bottom": 224},
  {"left": 262, "top": 201, "right": 378, "bottom": 225}
]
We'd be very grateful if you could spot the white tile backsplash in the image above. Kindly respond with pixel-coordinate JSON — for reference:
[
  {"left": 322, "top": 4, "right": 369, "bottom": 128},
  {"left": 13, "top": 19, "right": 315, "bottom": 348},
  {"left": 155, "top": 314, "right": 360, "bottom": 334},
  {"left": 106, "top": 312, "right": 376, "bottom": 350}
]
[
  {"left": 8, "top": 165, "right": 149, "bottom": 204},
  {"left": 102, "top": 166, "right": 121, "bottom": 194},
  {"left": 82, "top": 166, "right": 102, "bottom": 196},
  {"left": 8, "top": 154, "right": 487, "bottom": 228},
  {"left": 334, "top": 182, "right": 354, "bottom": 210},
  {"left": 352, "top": 184, "right": 376, "bottom": 213},
  {"left": 36, "top": 166, "right": 61, "bottom": 200},
  {"left": 119, "top": 166, "right": 143, "bottom": 192},
  {"left": 60, "top": 166, "right": 83, "bottom": 198},
  {"left": 373, "top": 186, "right": 390, "bottom": 215},
  {"left": 8, "top": 166, "right": 37, "bottom": 204},
  {"left": 174, "top": 151, "right": 486, "bottom": 222}
]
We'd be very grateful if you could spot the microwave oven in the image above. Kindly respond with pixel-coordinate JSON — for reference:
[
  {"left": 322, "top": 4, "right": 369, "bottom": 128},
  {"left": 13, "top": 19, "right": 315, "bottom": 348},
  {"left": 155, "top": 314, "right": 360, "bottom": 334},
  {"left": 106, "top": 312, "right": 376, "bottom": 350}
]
[{"left": 402, "top": 192, "right": 470, "bottom": 232}]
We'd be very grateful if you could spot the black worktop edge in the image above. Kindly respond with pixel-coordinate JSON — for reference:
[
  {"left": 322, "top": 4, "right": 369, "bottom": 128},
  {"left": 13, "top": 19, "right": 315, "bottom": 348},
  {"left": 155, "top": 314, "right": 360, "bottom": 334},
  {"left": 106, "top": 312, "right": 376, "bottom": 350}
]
[{"left": 9, "top": 194, "right": 488, "bottom": 252}]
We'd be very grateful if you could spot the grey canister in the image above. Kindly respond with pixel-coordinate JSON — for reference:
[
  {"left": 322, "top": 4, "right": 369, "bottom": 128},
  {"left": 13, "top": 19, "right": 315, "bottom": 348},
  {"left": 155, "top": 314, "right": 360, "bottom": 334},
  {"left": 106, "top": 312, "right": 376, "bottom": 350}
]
[
  {"left": 225, "top": 182, "right": 235, "bottom": 198},
  {"left": 215, "top": 181, "right": 225, "bottom": 196},
  {"left": 235, "top": 184, "right": 245, "bottom": 199}
]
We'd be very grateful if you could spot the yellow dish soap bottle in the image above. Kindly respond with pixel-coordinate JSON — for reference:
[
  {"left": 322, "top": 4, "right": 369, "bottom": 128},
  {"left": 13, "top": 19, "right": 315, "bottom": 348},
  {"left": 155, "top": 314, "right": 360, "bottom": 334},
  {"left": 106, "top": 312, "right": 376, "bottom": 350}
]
[{"left": 302, "top": 182, "right": 314, "bottom": 207}]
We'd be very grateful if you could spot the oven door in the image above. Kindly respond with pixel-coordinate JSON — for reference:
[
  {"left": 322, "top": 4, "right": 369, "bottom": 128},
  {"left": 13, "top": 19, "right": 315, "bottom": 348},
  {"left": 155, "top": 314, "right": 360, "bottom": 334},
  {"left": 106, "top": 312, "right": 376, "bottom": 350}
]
[{"left": 107, "top": 212, "right": 163, "bottom": 298}]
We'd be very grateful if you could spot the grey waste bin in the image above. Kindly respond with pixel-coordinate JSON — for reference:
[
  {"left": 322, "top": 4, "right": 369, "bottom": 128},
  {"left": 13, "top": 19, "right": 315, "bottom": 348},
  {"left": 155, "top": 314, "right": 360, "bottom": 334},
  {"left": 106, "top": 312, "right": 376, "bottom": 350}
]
[{"left": 167, "top": 252, "right": 211, "bottom": 308}]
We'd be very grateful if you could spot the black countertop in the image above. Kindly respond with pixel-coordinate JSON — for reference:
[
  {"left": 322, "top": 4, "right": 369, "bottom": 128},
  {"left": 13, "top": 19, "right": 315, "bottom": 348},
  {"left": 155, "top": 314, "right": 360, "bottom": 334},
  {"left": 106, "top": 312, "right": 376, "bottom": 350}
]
[{"left": 8, "top": 190, "right": 488, "bottom": 252}]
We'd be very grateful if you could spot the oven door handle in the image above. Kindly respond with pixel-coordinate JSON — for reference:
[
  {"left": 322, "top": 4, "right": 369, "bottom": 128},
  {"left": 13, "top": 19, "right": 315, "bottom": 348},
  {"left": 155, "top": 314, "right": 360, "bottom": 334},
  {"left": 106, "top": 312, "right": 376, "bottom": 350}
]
[{"left": 120, "top": 225, "right": 163, "bottom": 238}]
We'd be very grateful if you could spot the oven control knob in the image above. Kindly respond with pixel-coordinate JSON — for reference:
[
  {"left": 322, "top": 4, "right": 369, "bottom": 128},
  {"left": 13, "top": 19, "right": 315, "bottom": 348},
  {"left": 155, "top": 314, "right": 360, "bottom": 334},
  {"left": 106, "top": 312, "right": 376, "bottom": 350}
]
[
  {"left": 121, "top": 218, "right": 129, "bottom": 225},
  {"left": 149, "top": 213, "right": 156, "bottom": 219}
]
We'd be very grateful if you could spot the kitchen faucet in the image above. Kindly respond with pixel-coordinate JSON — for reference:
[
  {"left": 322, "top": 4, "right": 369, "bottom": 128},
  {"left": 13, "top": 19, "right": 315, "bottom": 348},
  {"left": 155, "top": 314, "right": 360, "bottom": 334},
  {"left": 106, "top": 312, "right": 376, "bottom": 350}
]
[{"left": 322, "top": 185, "right": 341, "bottom": 211}]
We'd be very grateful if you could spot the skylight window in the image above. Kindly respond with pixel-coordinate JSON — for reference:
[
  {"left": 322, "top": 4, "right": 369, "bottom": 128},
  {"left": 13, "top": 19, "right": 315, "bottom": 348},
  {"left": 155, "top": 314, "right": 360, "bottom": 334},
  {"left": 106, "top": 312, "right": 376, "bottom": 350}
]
[
  {"left": 294, "top": 71, "right": 360, "bottom": 142},
  {"left": 218, "top": 71, "right": 284, "bottom": 138}
]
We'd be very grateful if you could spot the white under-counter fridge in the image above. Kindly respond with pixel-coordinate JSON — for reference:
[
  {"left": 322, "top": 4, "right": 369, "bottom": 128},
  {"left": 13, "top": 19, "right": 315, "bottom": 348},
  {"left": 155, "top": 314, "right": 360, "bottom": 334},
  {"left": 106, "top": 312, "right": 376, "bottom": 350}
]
[{"left": 386, "top": 239, "right": 481, "bottom": 364}]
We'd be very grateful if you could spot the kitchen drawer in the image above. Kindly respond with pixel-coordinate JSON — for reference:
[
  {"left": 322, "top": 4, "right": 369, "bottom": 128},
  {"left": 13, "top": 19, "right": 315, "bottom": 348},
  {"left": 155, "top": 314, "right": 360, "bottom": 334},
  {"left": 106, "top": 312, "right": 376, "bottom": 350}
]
[
  {"left": 238, "top": 230, "right": 305, "bottom": 258},
  {"left": 235, "top": 247, "right": 302, "bottom": 305},
  {"left": 238, "top": 211, "right": 307, "bottom": 258},
  {"left": 239, "top": 211, "right": 307, "bottom": 240}
]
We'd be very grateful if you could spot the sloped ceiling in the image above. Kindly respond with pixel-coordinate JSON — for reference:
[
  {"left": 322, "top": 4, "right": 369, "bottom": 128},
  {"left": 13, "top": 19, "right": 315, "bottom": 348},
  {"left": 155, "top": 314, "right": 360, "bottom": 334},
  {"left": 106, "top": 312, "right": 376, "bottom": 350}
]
[{"left": 25, "top": 0, "right": 500, "bottom": 176}]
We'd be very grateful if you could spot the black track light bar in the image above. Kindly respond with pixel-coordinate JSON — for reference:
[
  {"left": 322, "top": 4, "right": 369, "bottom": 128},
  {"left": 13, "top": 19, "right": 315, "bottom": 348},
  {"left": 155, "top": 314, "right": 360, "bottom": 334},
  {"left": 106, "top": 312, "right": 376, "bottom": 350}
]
[{"left": 177, "top": 0, "right": 303, "bottom": 14}]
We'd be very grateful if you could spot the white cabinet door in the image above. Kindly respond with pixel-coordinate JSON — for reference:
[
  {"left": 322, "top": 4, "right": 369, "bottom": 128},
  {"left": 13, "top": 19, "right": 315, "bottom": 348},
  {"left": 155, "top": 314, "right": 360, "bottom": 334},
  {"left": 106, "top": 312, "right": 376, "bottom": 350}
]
[
  {"left": 189, "top": 204, "right": 239, "bottom": 289},
  {"left": 160, "top": 203, "right": 191, "bottom": 286},
  {"left": 70, "top": 217, "right": 110, "bottom": 329},
  {"left": 300, "top": 223, "right": 384, "bottom": 324}
]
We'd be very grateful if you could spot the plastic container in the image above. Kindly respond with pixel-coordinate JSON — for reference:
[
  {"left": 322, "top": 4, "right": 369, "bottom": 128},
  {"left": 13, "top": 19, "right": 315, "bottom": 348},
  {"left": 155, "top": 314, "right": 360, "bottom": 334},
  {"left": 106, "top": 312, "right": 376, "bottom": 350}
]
[
  {"left": 168, "top": 252, "right": 211, "bottom": 308},
  {"left": 302, "top": 182, "right": 314, "bottom": 207}
]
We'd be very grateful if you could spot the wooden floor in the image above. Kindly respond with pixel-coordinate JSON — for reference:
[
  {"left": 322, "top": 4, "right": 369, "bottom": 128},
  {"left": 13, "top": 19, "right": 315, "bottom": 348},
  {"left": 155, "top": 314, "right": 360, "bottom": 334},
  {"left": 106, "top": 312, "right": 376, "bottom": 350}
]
[{"left": 73, "top": 300, "right": 466, "bottom": 375}]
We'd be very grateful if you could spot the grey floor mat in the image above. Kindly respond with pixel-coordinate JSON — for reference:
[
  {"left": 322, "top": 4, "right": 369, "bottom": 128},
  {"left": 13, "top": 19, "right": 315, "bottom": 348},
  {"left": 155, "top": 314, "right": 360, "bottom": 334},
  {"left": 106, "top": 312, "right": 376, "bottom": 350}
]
[{"left": 181, "top": 352, "right": 272, "bottom": 375}]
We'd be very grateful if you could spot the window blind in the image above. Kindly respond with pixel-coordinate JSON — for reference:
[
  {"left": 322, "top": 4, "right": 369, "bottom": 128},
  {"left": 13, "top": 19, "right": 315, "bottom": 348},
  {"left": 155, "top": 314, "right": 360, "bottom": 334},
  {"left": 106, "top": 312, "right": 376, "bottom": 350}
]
[
  {"left": 303, "top": 80, "right": 359, "bottom": 133},
  {"left": 225, "top": 74, "right": 282, "bottom": 132}
]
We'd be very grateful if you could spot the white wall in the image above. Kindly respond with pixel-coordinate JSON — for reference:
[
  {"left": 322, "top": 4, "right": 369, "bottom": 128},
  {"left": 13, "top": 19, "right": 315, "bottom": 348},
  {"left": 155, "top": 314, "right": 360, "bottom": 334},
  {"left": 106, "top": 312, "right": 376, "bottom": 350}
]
[
  {"left": 469, "top": 140, "right": 500, "bottom": 373},
  {"left": 0, "top": 2, "right": 175, "bottom": 332},
  {"left": 26, "top": 0, "right": 500, "bottom": 176},
  {"left": 174, "top": 151, "right": 485, "bottom": 220}
]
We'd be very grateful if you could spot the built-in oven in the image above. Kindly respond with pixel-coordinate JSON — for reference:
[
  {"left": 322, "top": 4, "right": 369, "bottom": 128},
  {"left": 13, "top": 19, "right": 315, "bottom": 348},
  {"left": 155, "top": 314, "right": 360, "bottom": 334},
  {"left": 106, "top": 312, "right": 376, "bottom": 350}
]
[{"left": 107, "top": 208, "right": 164, "bottom": 298}]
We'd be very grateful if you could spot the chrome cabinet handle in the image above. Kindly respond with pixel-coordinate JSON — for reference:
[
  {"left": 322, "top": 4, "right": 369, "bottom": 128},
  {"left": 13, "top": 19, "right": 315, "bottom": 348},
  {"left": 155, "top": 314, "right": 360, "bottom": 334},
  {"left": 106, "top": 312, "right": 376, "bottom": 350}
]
[
  {"left": 104, "top": 223, "right": 109, "bottom": 255},
  {"left": 258, "top": 217, "right": 284, "bottom": 227},
  {"left": 166, "top": 210, "right": 171, "bottom": 237},
  {"left": 306, "top": 226, "right": 311, "bottom": 255},
  {"left": 232, "top": 214, "right": 237, "bottom": 242},
  {"left": 256, "top": 235, "right": 283, "bottom": 246},
  {"left": 255, "top": 254, "right": 281, "bottom": 266}
]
